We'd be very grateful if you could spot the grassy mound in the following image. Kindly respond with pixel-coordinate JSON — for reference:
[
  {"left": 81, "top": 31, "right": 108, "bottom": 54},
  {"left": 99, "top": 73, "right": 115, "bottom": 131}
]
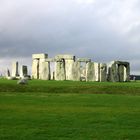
[{"left": 0, "top": 79, "right": 140, "bottom": 95}]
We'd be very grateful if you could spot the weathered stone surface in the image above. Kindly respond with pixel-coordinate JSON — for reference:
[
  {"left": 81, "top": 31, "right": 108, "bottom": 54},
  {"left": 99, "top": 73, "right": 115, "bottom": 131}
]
[
  {"left": 71, "top": 61, "right": 81, "bottom": 81},
  {"left": 100, "top": 63, "right": 107, "bottom": 82},
  {"left": 12, "top": 61, "right": 19, "bottom": 77},
  {"left": 118, "top": 65, "right": 125, "bottom": 82},
  {"left": 77, "top": 58, "right": 91, "bottom": 62},
  {"left": 17, "top": 78, "right": 28, "bottom": 85},
  {"left": 32, "top": 59, "right": 39, "bottom": 79},
  {"left": 86, "top": 62, "right": 100, "bottom": 81},
  {"left": 45, "top": 58, "right": 55, "bottom": 62},
  {"left": 108, "top": 61, "right": 130, "bottom": 82},
  {"left": 94, "top": 63, "right": 100, "bottom": 81},
  {"left": 20, "top": 65, "right": 28, "bottom": 78},
  {"left": 32, "top": 53, "right": 48, "bottom": 59},
  {"left": 55, "top": 54, "right": 75, "bottom": 60},
  {"left": 86, "top": 62, "right": 95, "bottom": 81},
  {"left": 39, "top": 62, "right": 50, "bottom": 80},
  {"left": 108, "top": 61, "right": 119, "bottom": 82},
  {"left": 65, "top": 60, "right": 74, "bottom": 80},
  {"left": 55, "top": 58, "right": 66, "bottom": 80}
]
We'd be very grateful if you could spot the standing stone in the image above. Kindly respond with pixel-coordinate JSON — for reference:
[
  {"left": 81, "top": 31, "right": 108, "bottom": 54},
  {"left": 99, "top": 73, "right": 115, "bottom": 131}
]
[
  {"left": 32, "top": 59, "right": 39, "bottom": 79},
  {"left": 126, "top": 63, "right": 130, "bottom": 82},
  {"left": 71, "top": 61, "right": 81, "bottom": 81},
  {"left": 118, "top": 65, "right": 125, "bottom": 82},
  {"left": 55, "top": 55, "right": 75, "bottom": 80},
  {"left": 55, "top": 58, "right": 66, "bottom": 81},
  {"left": 6, "top": 69, "right": 10, "bottom": 77},
  {"left": 108, "top": 61, "right": 130, "bottom": 82},
  {"left": 86, "top": 62, "right": 100, "bottom": 82},
  {"left": 108, "top": 61, "right": 119, "bottom": 82},
  {"left": 123, "top": 66, "right": 127, "bottom": 81},
  {"left": 94, "top": 63, "right": 100, "bottom": 81},
  {"left": 65, "top": 60, "right": 75, "bottom": 80},
  {"left": 39, "top": 62, "right": 50, "bottom": 80},
  {"left": 100, "top": 63, "right": 107, "bottom": 82},
  {"left": 20, "top": 65, "right": 28, "bottom": 78},
  {"left": 11, "top": 61, "right": 19, "bottom": 77},
  {"left": 86, "top": 62, "right": 95, "bottom": 81},
  {"left": 32, "top": 53, "right": 48, "bottom": 79}
]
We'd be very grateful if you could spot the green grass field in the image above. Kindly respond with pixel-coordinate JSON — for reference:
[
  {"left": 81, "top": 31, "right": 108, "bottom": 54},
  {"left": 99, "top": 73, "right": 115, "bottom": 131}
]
[{"left": 0, "top": 79, "right": 140, "bottom": 140}]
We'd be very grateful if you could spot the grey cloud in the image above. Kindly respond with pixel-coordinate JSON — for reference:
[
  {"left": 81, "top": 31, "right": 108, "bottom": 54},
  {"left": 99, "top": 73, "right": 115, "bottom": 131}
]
[{"left": 0, "top": 0, "right": 140, "bottom": 74}]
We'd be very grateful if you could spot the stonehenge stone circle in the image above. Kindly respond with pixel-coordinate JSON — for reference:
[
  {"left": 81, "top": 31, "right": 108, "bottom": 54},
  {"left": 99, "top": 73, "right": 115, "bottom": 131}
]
[
  {"left": 30, "top": 53, "right": 130, "bottom": 82},
  {"left": 6, "top": 53, "right": 130, "bottom": 82}
]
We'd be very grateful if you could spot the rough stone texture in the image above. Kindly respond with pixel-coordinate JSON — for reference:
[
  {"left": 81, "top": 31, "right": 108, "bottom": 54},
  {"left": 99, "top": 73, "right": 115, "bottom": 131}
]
[
  {"left": 20, "top": 65, "right": 28, "bottom": 78},
  {"left": 86, "top": 62, "right": 95, "bottom": 81},
  {"left": 39, "top": 58, "right": 46, "bottom": 79},
  {"left": 32, "top": 53, "right": 48, "bottom": 79},
  {"left": 55, "top": 54, "right": 75, "bottom": 60},
  {"left": 100, "top": 63, "right": 107, "bottom": 82},
  {"left": 45, "top": 58, "right": 55, "bottom": 62},
  {"left": 32, "top": 53, "right": 48, "bottom": 59},
  {"left": 32, "top": 59, "right": 39, "bottom": 79},
  {"left": 86, "top": 62, "right": 100, "bottom": 82},
  {"left": 108, "top": 61, "right": 119, "bottom": 82},
  {"left": 94, "top": 62, "right": 100, "bottom": 81},
  {"left": 39, "top": 62, "right": 50, "bottom": 80},
  {"left": 118, "top": 65, "right": 125, "bottom": 82},
  {"left": 30, "top": 53, "right": 130, "bottom": 82},
  {"left": 108, "top": 61, "right": 130, "bottom": 82},
  {"left": 71, "top": 61, "right": 81, "bottom": 81},
  {"left": 65, "top": 60, "right": 74, "bottom": 80},
  {"left": 12, "top": 61, "right": 19, "bottom": 77},
  {"left": 77, "top": 58, "right": 91, "bottom": 62},
  {"left": 17, "top": 78, "right": 28, "bottom": 85},
  {"left": 55, "top": 59, "right": 66, "bottom": 80},
  {"left": 126, "top": 64, "right": 130, "bottom": 82}
]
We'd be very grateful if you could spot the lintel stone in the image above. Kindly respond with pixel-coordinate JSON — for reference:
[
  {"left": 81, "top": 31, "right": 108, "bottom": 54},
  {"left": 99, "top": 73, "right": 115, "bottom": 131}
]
[
  {"left": 32, "top": 53, "right": 48, "bottom": 59},
  {"left": 45, "top": 58, "right": 55, "bottom": 62},
  {"left": 55, "top": 54, "right": 75, "bottom": 60},
  {"left": 77, "top": 58, "right": 91, "bottom": 62}
]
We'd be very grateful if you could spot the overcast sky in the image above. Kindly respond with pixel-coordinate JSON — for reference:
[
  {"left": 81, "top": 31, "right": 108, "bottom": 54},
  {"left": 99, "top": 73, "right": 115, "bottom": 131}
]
[{"left": 0, "top": 0, "right": 140, "bottom": 74}]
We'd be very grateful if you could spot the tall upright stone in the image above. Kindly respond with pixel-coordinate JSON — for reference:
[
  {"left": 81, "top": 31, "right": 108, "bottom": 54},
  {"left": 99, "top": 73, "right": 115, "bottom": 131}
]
[
  {"left": 71, "top": 61, "right": 81, "bottom": 81},
  {"left": 32, "top": 53, "right": 48, "bottom": 79},
  {"left": 20, "top": 65, "right": 28, "bottom": 78},
  {"left": 32, "top": 59, "right": 39, "bottom": 79},
  {"left": 55, "top": 58, "right": 66, "bottom": 81},
  {"left": 55, "top": 55, "right": 75, "bottom": 80},
  {"left": 108, "top": 61, "right": 130, "bottom": 82},
  {"left": 6, "top": 69, "right": 10, "bottom": 77},
  {"left": 86, "top": 62, "right": 95, "bottom": 81},
  {"left": 108, "top": 61, "right": 119, "bottom": 82},
  {"left": 118, "top": 65, "right": 125, "bottom": 82},
  {"left": 86, "top": 62, "right": 100, "bottom": 82},
  {"left": 125, "top": 63, "right": 130, "bottom": 82},
  {"left": 11, "top": 61, "right": 19, "bottom": 77},
  {"left": 100, "top": 63, "right": 107, "bottom": 82},
  {"left": 94, "top": 63, "right": 100, "bottom": 81},
  {"left": 39, "top": 62, "right": 50, "bottom": 80}
]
